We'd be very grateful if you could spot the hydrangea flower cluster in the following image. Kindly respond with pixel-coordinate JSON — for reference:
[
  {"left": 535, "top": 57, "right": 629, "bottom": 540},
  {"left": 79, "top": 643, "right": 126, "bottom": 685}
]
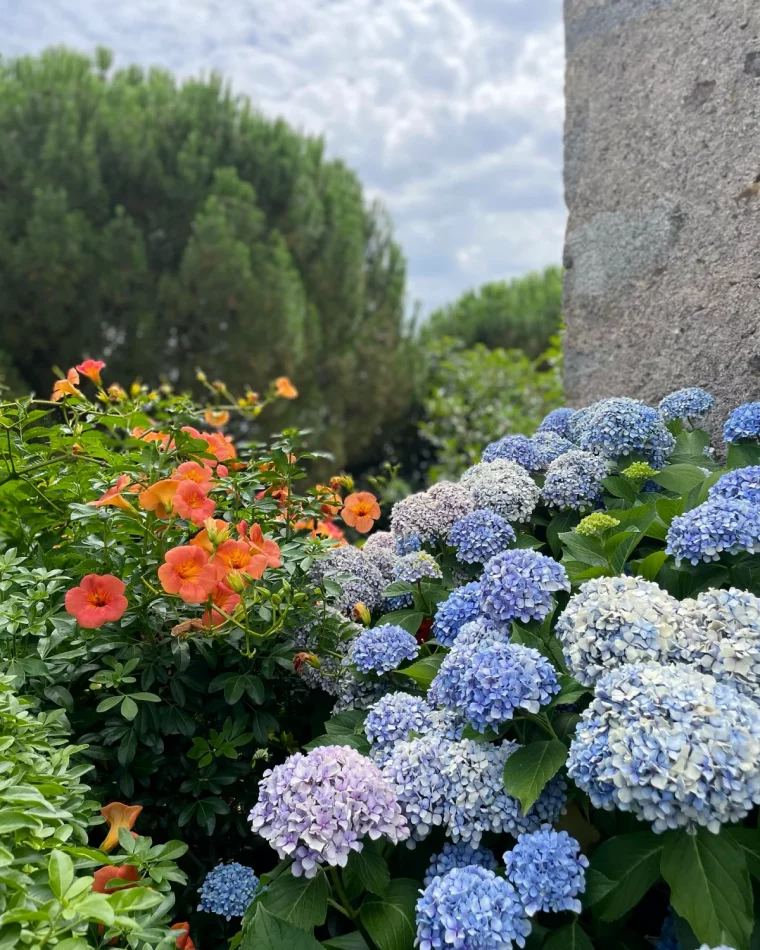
[
  {"left": 541, "top": 450, "right": 609, "bottom": 511},
  {"left": 673, "top": 588, "right": 760, "bottom": 698},
  {"left": 391, "top": 482, "right": 474, "bottom": 549},
  {"left": 381, "top": 734, "right": 452, "bottom": 841},
  {"left": 504, "top": 826, "right": 588, "bottom": 916},
  {"left": 432, "top": 582, "right": 484, "bottom": 647},
  {"left": 482, "top": 434, "right": 542, "bottom": 471},
  {"left": 365, "top": 692, "right": 434, "bottom": 764},
  {"left": 576, "top": 512, "right": 620, "bottom": 536},
  {"left": 313, "top": 545, "right": 385, "bottom": 614},
  {"left": 362, "top": 531, "right": 399, "bottom": 582},
  {"left": 249, "top": 744, "right": 409, "bottom": 876},
  {"left": 658, "top": 387, "right": 714, "bottom": 423},
  {"left": 415, "top": 866, "right": 531, "bottom": 950},
  {"left": 351, "top": 623, "right": 419, "bottom": 675},
  {"left": 460, "top": 459, "right": 540, "bottom": 523},
  {"left": 422, "top": 841, "right": 498, "bottom": 887},
  {"left": 293, "top": 607, "right": 360, "bottom": 696},
  {"left": 666, "top": 497, "right": 760, "bottom": 564},
  {"left": 480, "top": 549, "right": 570, "bottom": 625},
  {"left": 575, "top": 397, "right": 676, "bottom": 467},
  {"left": 537, "top": 407, "right": 577, "bottom": 438},
  {"left": 555, "top": 576, "right": 679, "bottom": 687},
  {"left": 448, "top": 510, "right": 516, "bottom": 564},
  {"left": 708, "top": 466, "right": 760, "bottom": 505},
  {"left": 530, "top": 431, "right": 577, "bottom": 468},
  {"left": 723, "top": 402, "right": 760, "bottom": 442},
  {"left": 387, "top": 552, "right": 443, "bottom": 607},
  {"left": 430, "top": 640, "right": 559, "bottom": 733},
  {"left": 333, "top": 672, "right": 391, "bottom": 714},
  {"left": 567, "top": 663, "right": 760, "bottom": 833},
  {"left": 197, "top": 862, "right": 259, "bottom": 919}
]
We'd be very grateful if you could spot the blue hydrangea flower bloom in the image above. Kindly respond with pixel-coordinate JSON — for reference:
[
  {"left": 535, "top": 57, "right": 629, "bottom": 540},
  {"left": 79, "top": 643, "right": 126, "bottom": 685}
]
[
  {"left": 480, "top": 549, "right": 570, "bottom": 625},
  {"left": 448, "top": 510, "right": 516, "bottom": 564},
  {"left": 530, "top": 431, "right": 577, "bottom": 469},
  {"left": 482, "top": 434, "right": 543, "bottom": 471},
  {"left": 666, "top": 497, "right": 760, "bottom": 564},
  {"left": 655, "top": 909, "right": 679, "bottom": 950},
  {"left": 415, "top": 866, "right": 531, "bottom": 949},
  {"left": 365, "top": 692, "right": 434, "bottom": 764},
  {"left": 541, "top": 450, "right": 609, "bottom": 511},
  {"left": 396, "top": 533, "right": 422, "bottom": 555},
  {"left": 381, "top": 734, "right": 452, "bottom": 841},
  {"left": 430, "top": 641, "right": 559, "bottom": 733},
  {"left": 567, "top": 663, "right": 760, "bottom": 833},
  {"left": 197, "top": 862, "right": 259, "bottom": 919},
  {"left": 313, "top": 545, "right": 385, "bottom": 614},
  {"left": 423, "top": 842, "right": 498, "bottom": 887},
  {"left": 391, "top": 483, "right": 475, "bottom": 550},
  {"left": 433, "top": 582, "right": 484, "bottom": 647},
  {"left": 724, "top": 402, "right": 760, "bottom": 442},
  {"left": 659, "top": 387, "right": 714, "bottom": 423},
  {"left": 708, "top": 466, "right": 760, "bottom": 505},
  {"left": 575, "top": 397, "right": 676, "bottom": 467},
  {"left": 351, "top": 624, "right": 419, "bottom": 675},
  {"left": 537, "top": 407, "right": 577, "bottom": 438},
  {"left": 504, "top": 826, "right": 588, "bottom": 916},
  {"left": 387, "top": 551, "right": 443, "bottom": 607}
]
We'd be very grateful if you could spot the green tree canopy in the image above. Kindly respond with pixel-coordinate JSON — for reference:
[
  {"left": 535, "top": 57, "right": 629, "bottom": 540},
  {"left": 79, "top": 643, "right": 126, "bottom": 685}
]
[{"left": 0, "top": 47, "right": 416, "bottom": 471}]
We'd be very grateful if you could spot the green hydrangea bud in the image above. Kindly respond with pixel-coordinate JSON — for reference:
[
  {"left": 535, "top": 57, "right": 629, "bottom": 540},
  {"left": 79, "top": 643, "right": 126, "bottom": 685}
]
[
  {"left": 621, "top": 461, "right": 659, "bottom": 480},
  {"left": 576, "top": 513, "right": 621, "bottom": 536}
]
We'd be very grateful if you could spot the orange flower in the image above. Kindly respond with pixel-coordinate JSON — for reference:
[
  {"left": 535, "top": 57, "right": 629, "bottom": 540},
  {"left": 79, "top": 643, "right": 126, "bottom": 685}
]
[
  {"left": 172, "top": 461, "right": 214, "bottom": 492},
  {"left": 100, "top": 802, "right": 143, "bottom": 853},
  {"left": 76, "top": 359, "right": 106, "bottom": 386},
  {"left": 256, "top": 485, "right": 289, "bottom": 508},
  {"left": 132, "top": 427, "right": 173, "bottom": 450},
  {"left": 341, "top": 492, "right": 381, "bottom": 533},
  {"left": 190, "top": 519, "right": 230, "bottom": 554},
  {"left": 202, "top": 581, "right": 241, "bottom": 627},
  {"left": 213, "top": 539, "right": 254, "bottom": 584},
  {"left": 159, "top": 546, "right": 217, "bottom": 604},
  {"left": 204, "top": 409, "right": 230, "bottom": 427},
  {"left": 139, "top": 479, "right": 179, "bottom": 519},
  {"left": 65, "top": 575, "right": 128, "bottom": 629},
  {"left": 171, "top": 923, "right": 196, "bottom": 950},
  {"left": 180, "top": 426, "right": 236, "bottom": 466},
  {"left": 87, "top": 475, "right": 136, "bottom": 514},
  {"left": 173, "top": 481, "right": 215, "bottom": 526},
  {"left": 313, "top": 519, "right": 346, "bottom": 543},
  {"left": 275, "top": 376, "right": 298, "bottom": 399},
  {"left": 92, "top": 864, "right": 140, "bottom": 894},
  {"left": 247, "top": 524, "right": 282, "bottom": 578},
  {"left": 316, "top": 485, "right": 342, "bottom": 517},
  {"left": 51, "top": 368, "right": 81, "bottom": 402}
]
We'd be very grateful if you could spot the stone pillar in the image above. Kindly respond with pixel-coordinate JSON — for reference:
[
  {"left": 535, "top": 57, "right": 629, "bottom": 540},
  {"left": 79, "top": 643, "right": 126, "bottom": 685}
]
[{"left": 562, "top": 0, "right": 760, "bottom": 433}]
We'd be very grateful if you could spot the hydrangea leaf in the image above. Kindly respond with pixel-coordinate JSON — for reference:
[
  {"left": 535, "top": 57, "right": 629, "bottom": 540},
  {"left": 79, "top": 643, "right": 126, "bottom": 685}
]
[
  {"left": 543, "top": 922, "right": 594, "bottom": 949},
  {"left": 255, "top": 871, "right": 329, "bottom": 931},
  {"left": 727, "top": 443, "right": 760, "bottom": 470},
  {"left": 661, "top": 827, "right": 753, "bottom": 950},
  {"left": 584, "top": 831, "right": 663, "bottom": 921},
  {"left": 344, "top": 841, "right": 390, "bottom": 897},
  {"left": 374, "top": 609, "right": 425, "bottom": 635},
  {"left": 358, "top": 879, "right": 419, "bottom": 950},
  {"left": 630, "top": 550, "right": 669, "bottom": 582},
  {"left": 321, "top": 935, "right": 370, "bottom": 949},
  {"left": 651, "top": 464, "right": 708, "bottom": 494},
  {"left": 241, "top": 905, "right": 323, "bottom": 949},
  {"left": 502, "top": 739, "right": 567, "bottom": 814},
  {"left": 394, "top": 655, "right": 444, "bottom": 689},
  {"left": 558, "top": 532, "right": 607, "bottom": 568},
  {"left": 727, "top": 827, "right": 760, "bottom": 880}
]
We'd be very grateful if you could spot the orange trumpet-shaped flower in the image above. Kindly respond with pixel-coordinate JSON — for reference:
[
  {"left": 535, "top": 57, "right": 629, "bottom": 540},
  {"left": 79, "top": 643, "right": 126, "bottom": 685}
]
[
  {"left": 92, "top": 863, "right": 140, "bottom": 894},
  {"left": 340, "top": 492, "right": 381, "bottom": 533},
  {"left": 139, "top": 479, "right": 179, "bottom": 520},
  {"left": 158, "top": 546, "right": 217, "bottom": 604},
  {"left": 173, "top": 481, "right": 215, "bottom": 526},
  {"left": 100, "top": 802, "right": 142, "bottom": 852},
  {"left": 172, "top": 461, "right": 214, "bottom": 492},
  {"left": 315, "top": 485, "right": 342, "bottom": 517},
  {"left": 65, "top": 575, "right": 128, "bottom": 629},
  {"left": 87, "top": 475, "right": 136, "bottom": 514},
  {"left": 190, "top": 519, "right": 230, "bottom": 554},
  {"left": 171, "top": 923, "right": 196, "bottom": 950},
  {"left": 248, "top": 524, "right": 282, "bottom": 578},
  {"left": 51, "top": 368, "right": 82, "bottom": 402},
  {"left": 202, "top": 581, "right": 241, "bottom": 628},
  {"left": 204, "top": 409, "right": 230, "bottom": 428},
  {"left": 275, "top": 376, "right": 298, "bottom": 399},
  {"left": 76, "top": 359, "right": 106, "bottom": 386},
  {"left": 180, "top": 426, "right": 236, "bottom": 465},
  {"left": 213, "top": 539, "right": 254, "bottom": 583}
]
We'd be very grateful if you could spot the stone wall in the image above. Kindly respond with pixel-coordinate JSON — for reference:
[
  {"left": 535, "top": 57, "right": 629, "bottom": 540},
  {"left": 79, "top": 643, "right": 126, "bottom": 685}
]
[{"left": 563, "top": 0, "right": 760, "bottom": 434}]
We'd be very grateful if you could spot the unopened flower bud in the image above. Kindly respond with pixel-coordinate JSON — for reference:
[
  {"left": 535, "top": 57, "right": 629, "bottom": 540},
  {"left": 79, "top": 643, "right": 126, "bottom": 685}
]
[
  {"left": 293, "top": 652, "right": 318, "bottom": 674},
  {"left": 129, "top": 380, "right": 143, "bottom": 398},
  {"left": 352, "top": 602, "right": 371, "bottom": 626},
  {"left": 204, "top": 518, "right": 230, "bottom": 545},
  {"left": 225, "top": 571, "right": 247, "bottom": 594}
]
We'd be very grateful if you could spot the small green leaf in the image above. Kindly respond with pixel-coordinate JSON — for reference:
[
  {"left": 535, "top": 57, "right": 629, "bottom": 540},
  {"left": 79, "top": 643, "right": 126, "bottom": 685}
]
[
  {"left": 108, "top": 886, "right": 164, "bottom": 912},
  {"left": 502, "top": 740, "right": 567, "bottom": 814},
  {"left": 558, "top": 531, "right": 607, "bottom": 567},
  {"left": 48, "top": 849, "right": 74, "bottom": 899},
  {"left": 394, "top": 654, "right": 443, "bottom": 689},
  {"left": 727, "top": 443, "right": 760, "bottom": 470},
  {"left": 96, "top": 695, "right": 123, "bottom": 713},
  {"left": 120, "top": 696, "right": 138, "bottom": 721}
]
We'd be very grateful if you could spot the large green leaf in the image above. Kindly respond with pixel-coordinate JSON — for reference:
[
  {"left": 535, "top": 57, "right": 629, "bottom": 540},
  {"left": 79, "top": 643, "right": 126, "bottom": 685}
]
[
  {"left": 585, "top": 832, "right": 663, "bottom": 921},
  {"left": 344, "top": 842, "right": 390, "bottom": 897},
  {"left": 631, "top": 550, "right": 669, "bottom": 582},
  {"left": 727, "top": 827, "right": 760, "bottom": 879},
  {"left": 661, "top": 828, "right": 753, "bottom": 950},
  {"left": 502, "top": 740, "right": 567, "bottom": 814},
  {"left": 242, "top": 906, "right": 323, "bottom": 949},
  {"left": 394, "top": 655, "right": 443, "bottom": 689},
  {"left": 321, "top": 935, "right": 370, "bottom": 949},
  {"left": 256, "top": 870, "right": 329, "bottom": 931},
  {"left": 727, "top": 443, "right": 760, "bottom": 470},
  {"left": 374, "top": 609, "right": 424, "bottom": 635},
  {"left": 543, "top": 922, "right": 594, "bottom": 949},
  {"left": 359, "top": 879, "right": 418, "bottom": 950},
  {"left": 651, "top": 464, "right": 707, "bottom": 494},
  {"left": 558, "top": 532, "right": 607, "bottom": 567}
]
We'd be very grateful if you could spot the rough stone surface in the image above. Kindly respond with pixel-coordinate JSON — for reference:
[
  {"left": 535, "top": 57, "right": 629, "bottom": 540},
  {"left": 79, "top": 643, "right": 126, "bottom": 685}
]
[{"left": 563, "top": 0, "right": 760, "bottom": 440}]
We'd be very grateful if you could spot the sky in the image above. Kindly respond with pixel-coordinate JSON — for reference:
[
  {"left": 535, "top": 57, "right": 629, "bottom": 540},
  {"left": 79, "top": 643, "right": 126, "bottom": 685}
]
[{"left": 3, "top": 0, "right": 566, "bottom": 315}]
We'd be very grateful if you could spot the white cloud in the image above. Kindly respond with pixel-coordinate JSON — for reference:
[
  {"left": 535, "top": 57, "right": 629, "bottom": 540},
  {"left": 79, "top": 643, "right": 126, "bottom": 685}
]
[{"left": 3, "top": 0, "right": 565, "bottom": 314}]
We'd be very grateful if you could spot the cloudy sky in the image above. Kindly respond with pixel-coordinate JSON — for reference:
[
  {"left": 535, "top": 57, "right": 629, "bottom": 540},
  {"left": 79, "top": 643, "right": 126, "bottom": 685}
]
[{"left": 3, "top": 0, "right": 565, "bottom": 314}]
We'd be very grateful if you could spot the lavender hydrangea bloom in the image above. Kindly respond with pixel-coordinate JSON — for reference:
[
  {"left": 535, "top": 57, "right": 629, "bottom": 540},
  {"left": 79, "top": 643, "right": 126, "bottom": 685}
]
[
  {"left": 556, "top": 576, "right": 679, "bottom": 687},
  {"left": 673, "top": 588, "right": 760, "bottom": 698},
  {"left": 666, "top": 497, "right": 760, "bottom": 564},
  {"left": 351, "top": 624, "right": 419, "bottom": 675},
  {"left": 197, "top": 862, "right": 259, "bottom": 919},
  {"left": 708, "top": 466, "right": 760, "bottom": 505},
  {"left": 365, "top": 692, "right": 434, "bottom": 764},
  {"left": 415, "top": 866, "right": 531, "bottom": 950},
  {"left": 575, "top": 397, "right": 676, "bottom": 467},
  {"left": 723, "top": 402, "right": 760, "bottom": 442},
  {"left": 460, "top": 459, "right": 540, "bottom": 523},
  {"left": 430, "top": 641, "right": 559, "bottom": 733},
  {"left": 312, "top": 545, "right": 385, "bottom": 613},
  {"left": 433, "top": 583, "right": 484, "bottom": 647},
  {"left": 480, "top": 549, "right": 570, "bottom": 625},
  {"left": 530, "top": 431, "right": 577, "bottom": 469},
  {"left": 504, "top": 826, "right": 588, "bottom": 916},
  {"left": 541, "top": 450, "right": 609, "bottom": 511},
  {"left": 567, "top": 663, "right": 760, "bottom": 833},
  {"left": 249, "top": 745, "right": 409, "bottom": 876},
  {"left": 482, "top": 434, "right": 543, "bottom": 471},
  {"left": 537, "top": 407, "right": 578, "bottom": 438},
  {"left": 362, "top": 531, "right": 399, "bottom": 582},
  {"left": 659, "top": 387, "right": 715, "bottom": 423},
  {"left": 423, "top": 842, "right": 498, "bottom": 887},
  {"left": 391, "top": 483, "right": 475, "bottom": 550},
  {"left": 448, "top": 510, "right": 516, "bottom": 564}
]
